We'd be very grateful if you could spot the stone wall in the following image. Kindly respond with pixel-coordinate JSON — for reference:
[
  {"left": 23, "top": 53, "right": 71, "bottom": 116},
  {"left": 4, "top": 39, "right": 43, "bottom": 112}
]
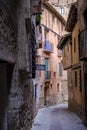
[
  {"left": 38, "top": 80, "right": 68, "bottom": 108},
  {"left": 38, "top": 97, "right": 45, "bottom": 108},
  {"left": 69, "top": 98, "right": 86, "bottom": 125},
  {"left": 38, "top": 94, "right": 57, "bottom": 108},
  {"left": 0, "top": 0, "right": 34, "bottom": 130},
  {"left": 61, "top": 80, "right": 68, "bottom": 101}
]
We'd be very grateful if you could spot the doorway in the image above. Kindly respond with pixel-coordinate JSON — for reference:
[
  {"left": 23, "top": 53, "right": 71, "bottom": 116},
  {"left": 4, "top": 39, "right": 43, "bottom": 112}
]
[
  {"left": 45, "top": 58, "right": 49, "bottom": 79},
  {"left": 34, "top": 84, "right": 38, "bottom": 102},
  {"left": 85, "top": 72, "right": 87, "bottom": 120},
  {"left": 0, "top": 61, "right": 14, "bottom": 130},
  {"left": 44, "top": 85, "right": 49, "bottom": 106},
  {"left": 84, "top": 8, "right": 87, "bottom": 28}
]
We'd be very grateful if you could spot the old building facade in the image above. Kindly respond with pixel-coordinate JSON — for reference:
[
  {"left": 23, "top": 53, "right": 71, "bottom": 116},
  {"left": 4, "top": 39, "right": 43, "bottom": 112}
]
[
  {"left": 58, "top": 0, "right": 87, "bottom": 124},
  {"left": 33, "top": 1, "right": 68, "bottom": 109},
  {"left": 49, "top": 0, "right": 77, "bottom": 20},
  {"left": 0, "top": 0, "right": 41, "bottom": 130},
  {"left": 78, "top": 0, "right": 87, "bottom": 123}
]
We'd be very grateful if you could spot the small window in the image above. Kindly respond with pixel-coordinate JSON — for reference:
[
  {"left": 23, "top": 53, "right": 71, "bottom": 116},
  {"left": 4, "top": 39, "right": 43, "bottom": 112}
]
[
  {"left": 67, "top": 45, "right": 69, "bottom": 52},
  {"left": 59, "top": 62, "right": 63, "bottom": 76},
  {"left": 78, "top": 30, "right": 80, "bottom": 50},
  {"left": 52, "top": 15, "right": 55, "bottom": 23},
  {"left": 60, "top": 7, "right": 65, "bottom": 14},
  {"left": 79, "top": 70, "right": 82, "bottom": 92},
  {"left": 41, "top": 85, "right": 43, "bottom": 90},
  {"left": 44, "top": 29, "right": 49, "bottom": 41},
  {"left": 51, "top": 84, "right": 52, "bottom": 89},
  {"left": 35, "top": 84, "right": 37, "bottom": 101},
  {"left": 58, "top": 49, "right": 62, "bottom": 57},
  {"left": 52, "top": 15, "right": 55, "bottom": 29},
  {"left": 75, "top": 71, "right": 77, "bottom": 87},
  {"left": 57, "top": 83, "right": 59, "bottom": 92},
  {"left": 48, "top": 13, "right": 50, "bottom": 28},
  {"left": 74, "top": 37, "right": 76, "bottom": 53},
  {"left": 39, "top": 71, "right": 41, "bottom": 77}
]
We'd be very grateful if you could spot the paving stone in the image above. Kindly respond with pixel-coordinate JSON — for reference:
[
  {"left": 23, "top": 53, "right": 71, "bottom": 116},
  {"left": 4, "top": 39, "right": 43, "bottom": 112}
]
[{"left": 31, "top": 103, "right": 87, "bottom": 130}]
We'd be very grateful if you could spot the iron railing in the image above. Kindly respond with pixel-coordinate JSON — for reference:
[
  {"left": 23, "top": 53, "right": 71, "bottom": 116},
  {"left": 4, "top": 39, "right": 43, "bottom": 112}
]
[{"left": 44, "top": 41, "right": 54, "bottom": 53}]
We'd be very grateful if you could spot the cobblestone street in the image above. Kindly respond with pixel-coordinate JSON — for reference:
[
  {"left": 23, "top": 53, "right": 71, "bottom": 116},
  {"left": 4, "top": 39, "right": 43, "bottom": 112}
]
[{"left": 31, "top": 103, "right": 87, "bottom": 130}]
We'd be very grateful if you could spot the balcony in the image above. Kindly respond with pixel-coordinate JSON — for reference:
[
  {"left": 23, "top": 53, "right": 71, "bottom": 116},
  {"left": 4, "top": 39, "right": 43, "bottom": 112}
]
[
  {"left": 45, "top": 71, "right": 51, "bottom": 80},
  {"left": 79, "top": 29, "right": 87, "bottom": 60},
  {"left": 44, "top": 41, "right": 53, "bottom": 53}
]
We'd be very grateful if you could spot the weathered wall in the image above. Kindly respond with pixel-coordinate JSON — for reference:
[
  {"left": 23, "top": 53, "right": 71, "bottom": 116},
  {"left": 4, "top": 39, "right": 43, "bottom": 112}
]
[
  {"left": 72, "top": 20, "right": 80, "bottom": 65},
  {"left": 67, "top": 12, "right": 86, "bottom": 124},
  {"left": 36, "top": 3, "right": 68, "bottom": 108},
  {"left": 0, "top": 0, "right": 34, "bottom": 130},
  {"left": 62, "top": 40, "right": 72, "bottom": 69}
]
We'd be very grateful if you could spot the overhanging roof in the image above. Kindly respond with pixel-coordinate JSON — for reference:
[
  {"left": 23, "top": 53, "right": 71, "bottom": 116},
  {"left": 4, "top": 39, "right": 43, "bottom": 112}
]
[
  {"left": 65, "top": 2, "right": 78, "bottom": 32},
  {"left": 57, "top": 33, "right": 71, "bottom": 50}
]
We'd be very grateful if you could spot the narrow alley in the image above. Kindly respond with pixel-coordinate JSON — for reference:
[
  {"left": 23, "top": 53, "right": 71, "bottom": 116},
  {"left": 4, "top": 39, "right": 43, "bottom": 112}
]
[
  {"left": 1, "top": 0, "right": 87, "bottom": 129},
  {"left": 31, "top": 103, "right": 87, "bottom": 130}
]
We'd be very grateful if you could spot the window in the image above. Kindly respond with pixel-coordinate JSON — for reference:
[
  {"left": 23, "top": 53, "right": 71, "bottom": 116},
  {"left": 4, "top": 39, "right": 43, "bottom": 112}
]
[
  {"left": 57, "top": 19, "right": 60, "bottom": 32},
  {"left": 44, "top": 29, "right": 49, "bottom": 41},
  {"left": 44, "top": 31, "right": 46, "bottom": 41},
  {"left": 75, "top": 71, "right": 77, "bottom": 87},
  {"left": 48, "top": 12, "right": 50, "bottom": 28},
  {"left": 74, "top": 37, "right": 76, "bottom": 53},
  {"left": 57, "top": 83, "right": 59, "bottom": 92},
  {"left": 39, "top": 71, "right": 41, "bottom": 77},
  {"left": 45, "top": 10, "right": 47, "bottom": 26},
  {"left": 58, "top": 49, "right": 62, "bottom": 57},
  {"left": 34, "top": 84, "right": 37, "bottom": 101},
  {"left": 38, "top": 57, "right": 41, "bottom": 77},
  {"left": 52, "top": 15, "right": 55, "bottom": 23},
  {"left": 45, "top": 58, "right": 49, "bottom": 79},
  {"left": 60, "top": 7, "right": 65, "bottom": 14},
  {"left": 59, "top": 62, "right": 63, "bottom": 76},
  {"left": 67, "top": 45, "right": 69, "bottom": 52},
  {"left": 84, "top": 8, "right": 87, "bottom": 28},
  {"left": 78, "top": 29, "right": 80, "bottom": 56},
  {"left": 41, "top": 85, "right": 43, "bottom": 90},
  {"left": 51, "top": 84, "right": 52, "bottom": 90},
  {"left": 52, "top": 15, "right": 55, "bottom": 29},
  {"left": 79, "top": 70, "right": 82, "bottom": 92}
]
